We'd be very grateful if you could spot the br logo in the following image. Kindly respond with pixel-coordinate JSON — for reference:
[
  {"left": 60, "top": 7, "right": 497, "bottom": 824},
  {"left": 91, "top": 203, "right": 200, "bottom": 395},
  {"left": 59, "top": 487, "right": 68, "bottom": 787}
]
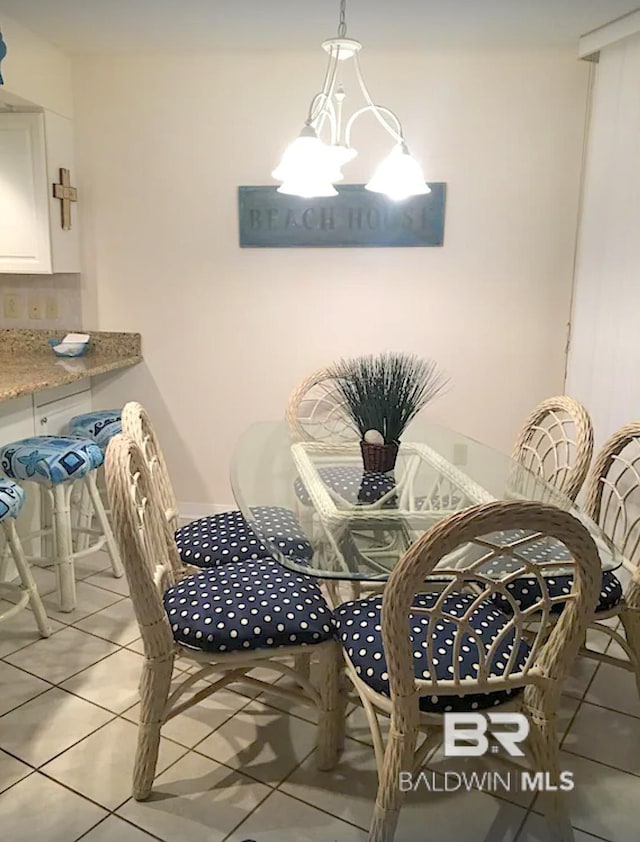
[{"left": 443, "top": 712, "right": 530, "bottom": 757}]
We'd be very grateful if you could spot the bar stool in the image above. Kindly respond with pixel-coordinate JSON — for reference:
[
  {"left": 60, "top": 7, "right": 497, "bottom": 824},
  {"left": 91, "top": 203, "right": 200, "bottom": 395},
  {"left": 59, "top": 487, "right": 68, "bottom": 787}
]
[
  {"left": 68, "top": 409, "right": 122, "bottom": 547},
  {"left": 0, "top": 435, "right": 123, "bottom": 613},
  {"left": 0, "top": 478, "right": 51, "bottom": 637}
]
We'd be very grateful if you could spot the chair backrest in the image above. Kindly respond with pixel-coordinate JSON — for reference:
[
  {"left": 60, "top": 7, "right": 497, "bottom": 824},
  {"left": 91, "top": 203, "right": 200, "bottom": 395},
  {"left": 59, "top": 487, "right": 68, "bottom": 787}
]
[
  {"left": 381, "top": 500, "right": 600, "bottom": 709},
  {"left": 285, "top": 367, "right": 354, "bottom": 443},
  {"left": 121, "top": 401, "right": 180, "bottom": 532},
  {"left": 584, "top": 422, "right": 640, "bottom": 573},
  {"left": 510, "top": 396, "right": 593, "bottom": 501},
  {"left": 105, "top": 433, "right": 177, "bottom": 663}
]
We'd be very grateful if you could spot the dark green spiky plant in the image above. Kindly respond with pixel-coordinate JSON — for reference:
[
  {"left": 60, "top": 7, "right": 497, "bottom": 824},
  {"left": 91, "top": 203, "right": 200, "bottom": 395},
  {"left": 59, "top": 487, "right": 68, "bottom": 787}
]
[{"left": 328, "top": 352, "right": 449, "bottom": 443}]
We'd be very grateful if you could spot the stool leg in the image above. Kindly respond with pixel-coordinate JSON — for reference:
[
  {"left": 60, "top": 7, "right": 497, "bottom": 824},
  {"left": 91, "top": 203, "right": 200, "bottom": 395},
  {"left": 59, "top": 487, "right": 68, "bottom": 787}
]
[
  {"left": 3, "top": 521, "right": 51, "bottom": 637},
  {"left": 40, "top": 484, "right": 53, "bottom": 561},
  {"left": 52, "top": 483, "right": 76, "bottom": 613},
  {"left": 74, "top": 482, "right": 93, "bottom": 553},
  {"left": 0, "top": 536, "right": 11, "bottom": 582},
  {"left": 85, "top": 472, "right": 123, "bottom": 578}
]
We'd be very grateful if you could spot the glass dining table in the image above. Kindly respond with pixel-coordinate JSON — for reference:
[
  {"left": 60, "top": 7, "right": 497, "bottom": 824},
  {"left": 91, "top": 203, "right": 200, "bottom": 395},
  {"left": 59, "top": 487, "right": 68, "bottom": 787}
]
[{"left": 231, "top": 420, "right": 623, "bottom": 583}]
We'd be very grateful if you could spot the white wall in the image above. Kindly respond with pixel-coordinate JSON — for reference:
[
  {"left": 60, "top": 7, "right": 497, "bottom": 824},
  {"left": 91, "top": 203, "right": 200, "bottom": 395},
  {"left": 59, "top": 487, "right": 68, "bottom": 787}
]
[
  {"left": 566, "top": 32, "right": 640, "bottom": 448},
  {"left": 74, "top": 49, "right": 589, "bottom": 506}
]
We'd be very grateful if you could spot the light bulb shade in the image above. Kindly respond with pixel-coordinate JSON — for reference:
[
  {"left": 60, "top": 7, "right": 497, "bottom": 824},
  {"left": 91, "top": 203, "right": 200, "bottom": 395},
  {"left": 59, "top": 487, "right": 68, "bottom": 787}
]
[
  {"left": 327, "top": 144, "right": 358, "bottom": 167},
  {"left": 272, "top": 132, "right": 343, "bottom": 184},
  {"left": 365, "top": 144, "right": 431, "bottom": 201},
  {"left": 277, "top": 180, "right": 338, "bottom": 199}
]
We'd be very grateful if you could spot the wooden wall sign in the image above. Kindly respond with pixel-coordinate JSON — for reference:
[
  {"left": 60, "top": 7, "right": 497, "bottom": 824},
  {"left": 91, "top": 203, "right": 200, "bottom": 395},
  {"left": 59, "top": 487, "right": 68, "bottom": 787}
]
[{"left": 238, "top": 184, "right": 446, "bottom": 248}]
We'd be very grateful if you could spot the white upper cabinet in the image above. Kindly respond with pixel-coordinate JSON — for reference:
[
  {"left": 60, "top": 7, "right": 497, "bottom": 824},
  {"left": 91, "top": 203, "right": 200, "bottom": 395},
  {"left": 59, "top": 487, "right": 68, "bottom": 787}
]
[{"left": 0, "top": 110, "right": 80, "bottom": 274}]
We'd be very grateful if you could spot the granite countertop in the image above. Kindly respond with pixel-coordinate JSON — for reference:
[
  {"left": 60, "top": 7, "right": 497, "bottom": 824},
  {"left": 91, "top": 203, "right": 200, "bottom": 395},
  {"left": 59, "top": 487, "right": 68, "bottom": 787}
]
[{"left": 0, "top": 329, "right": 142, "bottom": 402}]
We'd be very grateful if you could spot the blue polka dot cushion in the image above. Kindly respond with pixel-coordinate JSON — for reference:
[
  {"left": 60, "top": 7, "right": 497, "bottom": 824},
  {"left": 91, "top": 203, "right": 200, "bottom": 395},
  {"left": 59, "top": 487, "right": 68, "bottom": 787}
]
[
  {"left": 175, "top": 506, "right": 312, "bottom": 569},
  {"left": 492, "top": 570, "right": 623, "bottom": 615},
  {"left": 163, "top": 559, "right": 335, "bottom": 654},
  {"left": 335, "top": 592, "right": 529, "bottom": 714},
  {"left": 0, "top": 478, "right": 25, "bottom": 521},
  {"left": 295, "top": 466, "right": 396, "bottom": 506},
  {"left": 0, "top": 436, "right": 104, "bottom": 484},
  {"left": 68, "top": 409, "right": 122, "bottom": 450}
]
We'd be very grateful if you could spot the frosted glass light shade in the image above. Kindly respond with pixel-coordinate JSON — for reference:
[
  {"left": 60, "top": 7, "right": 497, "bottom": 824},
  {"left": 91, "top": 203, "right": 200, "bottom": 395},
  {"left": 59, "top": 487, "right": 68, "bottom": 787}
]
[
  {"left": 272, "top": 130, "right": 343, "bottom": 185},
  {"left": 277, "top": 179, "right": 338, "bottom": 198},
  {"left": 327, "top": 144, "right": 358, "bottom": 167},
  {"left": 365, "top": 144, "right": 431, "bottom": 201}
]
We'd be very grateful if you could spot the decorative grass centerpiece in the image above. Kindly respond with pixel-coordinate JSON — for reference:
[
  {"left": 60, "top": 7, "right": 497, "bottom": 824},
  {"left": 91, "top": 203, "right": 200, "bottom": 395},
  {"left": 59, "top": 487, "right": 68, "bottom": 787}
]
[{"left": 328, "top": 352, "right": 449, "bottom": 472}]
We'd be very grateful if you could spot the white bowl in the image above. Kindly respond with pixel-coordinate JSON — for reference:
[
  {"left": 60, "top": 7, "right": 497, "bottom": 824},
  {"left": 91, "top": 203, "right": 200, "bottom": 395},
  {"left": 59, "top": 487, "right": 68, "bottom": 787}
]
[{"left": 52, "top": 342, "right": 88, "bottom": 358}]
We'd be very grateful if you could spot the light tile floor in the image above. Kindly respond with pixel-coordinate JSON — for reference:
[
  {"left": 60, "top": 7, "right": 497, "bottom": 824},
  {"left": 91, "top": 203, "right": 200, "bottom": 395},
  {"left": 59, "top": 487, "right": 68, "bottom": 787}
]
[{"left": 0, "top": 553, "right": 639, "bottom": 841}]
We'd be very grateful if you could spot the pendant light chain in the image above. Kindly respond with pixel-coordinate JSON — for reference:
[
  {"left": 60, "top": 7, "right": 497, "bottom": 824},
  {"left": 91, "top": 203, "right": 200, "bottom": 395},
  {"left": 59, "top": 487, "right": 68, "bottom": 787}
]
[{"left": 338, "top": 0, "right": 347, "bottom": 37}]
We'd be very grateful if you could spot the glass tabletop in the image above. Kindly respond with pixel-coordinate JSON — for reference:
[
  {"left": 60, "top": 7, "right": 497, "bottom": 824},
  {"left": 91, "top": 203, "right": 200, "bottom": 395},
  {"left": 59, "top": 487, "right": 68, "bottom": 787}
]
[{"left": 230, "top": 420, "right": 624, "bottom": 581}]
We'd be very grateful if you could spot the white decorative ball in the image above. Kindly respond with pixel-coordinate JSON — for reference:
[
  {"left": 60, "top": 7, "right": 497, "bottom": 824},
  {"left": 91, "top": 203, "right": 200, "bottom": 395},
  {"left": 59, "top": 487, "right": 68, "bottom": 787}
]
[{"left": 364, "top": 429, "right": 385, "bottom": 445}]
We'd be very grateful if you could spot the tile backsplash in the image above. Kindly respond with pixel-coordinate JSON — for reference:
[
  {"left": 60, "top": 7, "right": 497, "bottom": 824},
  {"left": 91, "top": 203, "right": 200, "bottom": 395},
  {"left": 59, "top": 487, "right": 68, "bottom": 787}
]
[{"left": 0, "top": 273, "right": 82, "bottom": 330}]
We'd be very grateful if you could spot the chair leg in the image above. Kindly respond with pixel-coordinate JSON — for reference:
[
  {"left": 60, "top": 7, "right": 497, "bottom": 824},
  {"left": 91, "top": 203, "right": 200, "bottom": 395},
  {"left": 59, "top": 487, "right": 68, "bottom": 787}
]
[
  {"left": 369, "top": 704, "right": 418, "bottom": 842},
  {"left": 620, "top": 604, "right": 640, "bottom": 698},
  {"left": 527, "top": 707, "right": 574, "bottom": 842},
  {"left": 85, "top": 471, "right": 123, "bottom": 578},
  {"left": 3, "top": 521, "right": 51, "bottom": 637},
  {"left": 52, "top": 483, "right": 76, "bottom": 613},
  {"left": 294, "top": 653, "right": 311, "bottom": 681},
  {"left": 316, "top": 641, "right": 346, "bottom": 771},
  {"left": 133, "top": 655, "right": 174, "bottom": 800}
]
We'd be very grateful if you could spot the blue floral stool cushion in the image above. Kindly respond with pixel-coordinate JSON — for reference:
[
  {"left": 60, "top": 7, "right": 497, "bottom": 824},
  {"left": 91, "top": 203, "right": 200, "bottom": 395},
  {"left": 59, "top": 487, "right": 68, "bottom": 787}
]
[
  {"left": 163, "top": 558, "right": 335, "bottom": 654},
  {"left": 68, "top": 409, "right": 122, "bottom": 450},
  {"left": 335, "top": 592, "right": 529, "bottom": 714},
  {"left": 295, "top": 466, "right": 396, "bottom": 506},
  {"left": 0, "top": 436, "right": 104, "bottom": 485},
  {"left": 0, "top": 478, "right": 26, "bottom": 520},
  {"left": 175, "top": 506, "right": 312, "bottom": 569}
]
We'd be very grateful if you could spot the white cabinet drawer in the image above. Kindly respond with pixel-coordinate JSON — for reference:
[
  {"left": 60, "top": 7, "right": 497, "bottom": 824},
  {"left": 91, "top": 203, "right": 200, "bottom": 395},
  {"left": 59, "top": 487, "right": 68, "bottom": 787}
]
[
  {"left": 35, "top": 391, "right": 92, "bottom": 436},
  {"left": 34, "top": 380, "right": 91, "bottom": 409}
]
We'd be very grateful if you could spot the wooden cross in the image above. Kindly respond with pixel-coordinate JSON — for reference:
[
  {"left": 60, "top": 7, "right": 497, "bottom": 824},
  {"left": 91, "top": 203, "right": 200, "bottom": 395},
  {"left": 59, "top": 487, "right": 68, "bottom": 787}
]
[{"left": 52, "top": 168, "right": 77, "bottom": 230}]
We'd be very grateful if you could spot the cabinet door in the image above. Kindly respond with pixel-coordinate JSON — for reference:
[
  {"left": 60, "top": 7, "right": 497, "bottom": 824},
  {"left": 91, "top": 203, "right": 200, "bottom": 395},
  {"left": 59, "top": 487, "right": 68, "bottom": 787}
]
[
  {"left": 35, "top": 390, "right": 92, "bottom": 436},
  {"left": 0, "top": 113, "right": 52, "bottom": 274}
]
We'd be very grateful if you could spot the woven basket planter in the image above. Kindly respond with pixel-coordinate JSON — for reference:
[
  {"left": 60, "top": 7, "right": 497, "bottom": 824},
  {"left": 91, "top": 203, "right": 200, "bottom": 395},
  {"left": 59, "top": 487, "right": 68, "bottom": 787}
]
[{"left": 360, "top": 440, "right": 399, "bottom": 473}]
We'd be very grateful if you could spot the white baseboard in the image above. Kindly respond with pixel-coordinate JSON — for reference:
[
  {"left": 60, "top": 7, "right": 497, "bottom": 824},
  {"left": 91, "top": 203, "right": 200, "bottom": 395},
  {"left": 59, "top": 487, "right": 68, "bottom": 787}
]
[{"left": 177, "top": 501, "right": 237, "bottom": 525}]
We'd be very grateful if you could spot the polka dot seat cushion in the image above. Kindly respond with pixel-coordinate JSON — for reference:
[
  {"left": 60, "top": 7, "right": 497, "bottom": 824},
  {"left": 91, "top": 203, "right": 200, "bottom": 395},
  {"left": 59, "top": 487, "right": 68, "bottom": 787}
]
[
  {"left": 68, "top": 409, "right": 122, "bottom": 450},
  {"left": 335, "top": 592, "right": 529, "bottom": 714},
  {"left": 482, "top": 529, "right": 623, "bottom": 615},
  {"left": 0, "top": 478, "right": 25, "bottom": 521},
  {"left": 492, "top": 570, "right": 623, "bottom": 615},
  {"left": 163, "top": 559, "right": 335, "bottom": 654},
  {"left": 294, "top": 466, "right": 396, "bottom": 506},
  {"left": 175, "top": 506, "right": 313, "bottom": 569},
  {"left": 0, "top": 436, "right": 104, "bottom": 485}
]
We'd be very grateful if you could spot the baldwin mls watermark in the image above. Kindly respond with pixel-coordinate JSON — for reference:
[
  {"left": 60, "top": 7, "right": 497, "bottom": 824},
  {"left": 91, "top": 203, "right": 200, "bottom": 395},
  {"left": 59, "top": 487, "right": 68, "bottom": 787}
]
[{"left": 399, "top": 712, "right": 574, "bottom": 795}]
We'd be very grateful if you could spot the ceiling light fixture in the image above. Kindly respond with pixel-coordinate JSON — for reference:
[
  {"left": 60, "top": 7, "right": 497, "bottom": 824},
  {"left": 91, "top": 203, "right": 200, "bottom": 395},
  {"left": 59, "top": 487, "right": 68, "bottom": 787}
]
[{"left": 272, "top": 0, "right": 429, "bottom": 201}]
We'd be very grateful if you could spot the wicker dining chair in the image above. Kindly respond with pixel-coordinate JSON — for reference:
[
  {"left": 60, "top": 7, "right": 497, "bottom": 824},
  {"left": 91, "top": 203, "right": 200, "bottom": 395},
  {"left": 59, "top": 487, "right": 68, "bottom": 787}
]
[
  {"left": 335, "top": 500, "right": 601, "bottom": 842},
  {"left": 121, "top": 401, "right": 312, "bottom": 572},
  {"left": 105, "top": 432, "right": 345, "bottom": 800},
  {"left": 511, "top": 397, "right": 594, "bottom": 502},
  {"left": 577, "top": 422, "right": 640, "bottom": 693}
]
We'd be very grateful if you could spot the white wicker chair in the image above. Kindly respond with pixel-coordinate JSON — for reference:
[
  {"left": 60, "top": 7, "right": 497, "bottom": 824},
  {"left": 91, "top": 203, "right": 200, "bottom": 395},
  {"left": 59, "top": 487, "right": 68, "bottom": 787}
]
[
  {"left": 511, "top": 397, "right": 594, "bottom": 502},
  {"left": 105, "top": 432, "right": 345, "bottom": 800},
  {"left": 579, "top": 422, "right": 640, "bottom": 693},
  {"left": 286, "top": 366, "right": 354, "bottom": 444},
  {"left": 335, "top": 500, "right": 601, "bottom": 842}
]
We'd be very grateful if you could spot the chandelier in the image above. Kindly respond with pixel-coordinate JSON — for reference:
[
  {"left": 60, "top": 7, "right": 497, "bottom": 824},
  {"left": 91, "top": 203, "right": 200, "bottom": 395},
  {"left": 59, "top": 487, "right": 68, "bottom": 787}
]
[{"left": 272, "top": 0, "right": 430, "bottom": 201}]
